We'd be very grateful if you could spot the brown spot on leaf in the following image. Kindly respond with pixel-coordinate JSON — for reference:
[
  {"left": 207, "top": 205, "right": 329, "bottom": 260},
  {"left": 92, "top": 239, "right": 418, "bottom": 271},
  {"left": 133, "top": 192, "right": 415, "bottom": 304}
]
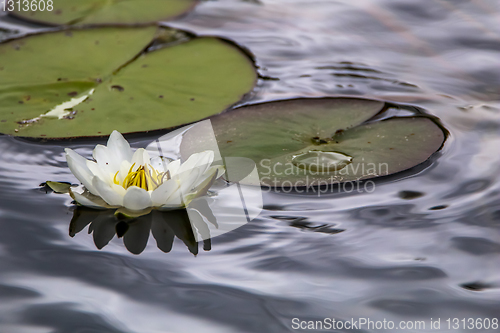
[
  {"left": 111, "top": 85, "right": 124, "bottom": 92},
  {"left": 159, "top": 95, "right": 163, "bottom": 98},
  {"left": 67, "top": 91, "right": 78, "bottom": 97}
]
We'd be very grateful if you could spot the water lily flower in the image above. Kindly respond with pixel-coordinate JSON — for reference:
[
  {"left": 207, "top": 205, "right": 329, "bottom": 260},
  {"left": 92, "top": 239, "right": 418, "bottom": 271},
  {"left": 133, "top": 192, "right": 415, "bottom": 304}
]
[{"left": 65, "top": 130, "right": 224, "bottom": 216}]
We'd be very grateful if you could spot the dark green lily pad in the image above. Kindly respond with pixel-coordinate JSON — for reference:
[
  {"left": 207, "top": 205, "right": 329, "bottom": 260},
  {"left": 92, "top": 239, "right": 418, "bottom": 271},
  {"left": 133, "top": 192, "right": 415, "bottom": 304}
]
[
  {"left": 181, "top": 98, "right": 446, "bottom": 187},
  {"left": 0, "top": 27, "right": 257, "bottom": 138},
  {"left": 11, "top": 0, "right": 197, "bottom": 26}
]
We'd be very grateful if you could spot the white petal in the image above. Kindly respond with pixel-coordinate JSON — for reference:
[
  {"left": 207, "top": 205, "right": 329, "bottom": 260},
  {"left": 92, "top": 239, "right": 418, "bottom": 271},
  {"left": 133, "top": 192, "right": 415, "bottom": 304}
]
[
  {"left": 65, "top": 147, "right": 89, "bottom": 166},
  {"left": 193, "top": 166, "right": 223, "bottom": 189},
  {"left": 196, "top": 151, "right": 215, "bottom": 172},
  {"left": 178, "top": 167, "right": 202, "bottom": 194},
  {"left": 166, "top": 159, "right": 181, "bottom": 176},
  {"left": 182, "top": 170, "right": 218, "bottom": 205},
  {"left": 178, "top": 152, "right": 203, "bottom": 175},
  {"left": 164, "top": 189, "right": 184, "bottom": 207},
  {"left": 131, "top": 148, "right": 150, "bottom": 168},
  {"left": 150, "top": 156, "right": 168, "bottom": 173},
  {"left": 117, "top": 160, "right": 133, "bottom": 184},
  {"left": 178, "top": 151, "right": 214, "bottom": 186},
  {"left": 107, "top": 130, "right": 133, "bottom": 163},
  {"left": 123, "top": 186, "right": 153, "bottom": 211},
  {"left": 192, "top": 151, "right": 214, "bottom": 181},
  {"left": 65, "top": 148, "right": 98, "bottom": 195},
  {"left": 193, "top": 168, "right": 218, "bottom": 196},
  {"left": 92, "top": 144, "right": 119, "bottom": 175},
  {"left": 92, "top": 176, "right": 125, "bottom": 206},
  {"left": 86, "top": 160, "right": 111, "bottom": 184},
  {"left": 192, "top": 161, "right": 220, "bottom": 189},
  {"left": 150, "top": 177, "right": 180, "bottom": 206}
]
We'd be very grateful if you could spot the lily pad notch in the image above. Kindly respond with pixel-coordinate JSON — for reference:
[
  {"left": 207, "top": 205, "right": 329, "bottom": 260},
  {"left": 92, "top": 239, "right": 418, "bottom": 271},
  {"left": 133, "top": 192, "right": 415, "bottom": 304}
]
[
  {"left": 0, "top": 26, "right": 257, "bottom": 138},
  {"left": 180, "top": 97, "right": 447, "bottom": 188}
]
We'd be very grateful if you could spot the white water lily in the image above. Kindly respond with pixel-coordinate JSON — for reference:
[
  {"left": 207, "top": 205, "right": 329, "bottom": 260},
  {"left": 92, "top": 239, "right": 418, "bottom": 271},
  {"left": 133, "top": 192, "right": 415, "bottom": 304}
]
[{"left": 65, "top": 130, "right": 224, "bottom": 215}]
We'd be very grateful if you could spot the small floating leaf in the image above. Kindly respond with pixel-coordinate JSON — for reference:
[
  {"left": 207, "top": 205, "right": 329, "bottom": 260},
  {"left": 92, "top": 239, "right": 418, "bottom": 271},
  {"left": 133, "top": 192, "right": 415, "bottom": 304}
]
[
  {"left": 181, "top": 98, "right": 445, "bottom": 187},
  {"left": 0, "top": 27, "right": 256, "bottom": 138},
  {"left": 11, "top": 0, "right": 197, "bottom": 26},
  {"left": 45, "top": 181, "right": 74, "bottom": 193}
]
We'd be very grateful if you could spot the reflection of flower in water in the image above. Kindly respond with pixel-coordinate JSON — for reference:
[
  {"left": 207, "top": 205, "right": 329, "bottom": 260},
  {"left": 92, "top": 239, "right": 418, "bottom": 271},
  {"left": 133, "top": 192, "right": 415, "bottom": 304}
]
[
  {"left": 70, "top": 197, "right": 217, "bottom": 255},
  {"left": 65, "top": 130, "right": 224, "bottom": 217},
  {"left": 45, "top": 121, "right": 263, "bottom": 249}
]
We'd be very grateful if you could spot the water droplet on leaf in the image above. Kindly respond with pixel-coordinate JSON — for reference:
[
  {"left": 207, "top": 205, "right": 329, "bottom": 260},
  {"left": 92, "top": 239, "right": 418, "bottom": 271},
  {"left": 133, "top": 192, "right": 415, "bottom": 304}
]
[{"left": 292, "top": 151, "right": 352, "bottom": 172}]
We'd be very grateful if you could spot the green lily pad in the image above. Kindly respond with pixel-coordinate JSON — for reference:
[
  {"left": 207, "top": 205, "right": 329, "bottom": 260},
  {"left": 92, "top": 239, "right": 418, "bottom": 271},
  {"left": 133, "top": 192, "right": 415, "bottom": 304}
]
[
  {"left": 0, "top": 27, "right": 257, "bottom": 138},
  {"left": 11, "top": 0, "right": 197, "bottom": 26},
  {"left": 181, "top": 98, "right": 446, "bottom": 187}
]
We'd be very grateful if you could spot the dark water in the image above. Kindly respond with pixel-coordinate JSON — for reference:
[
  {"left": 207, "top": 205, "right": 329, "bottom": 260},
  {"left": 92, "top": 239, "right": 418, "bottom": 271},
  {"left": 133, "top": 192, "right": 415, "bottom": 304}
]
[{"left": 1, "top": 0, "right": 500, "bottom": 332}]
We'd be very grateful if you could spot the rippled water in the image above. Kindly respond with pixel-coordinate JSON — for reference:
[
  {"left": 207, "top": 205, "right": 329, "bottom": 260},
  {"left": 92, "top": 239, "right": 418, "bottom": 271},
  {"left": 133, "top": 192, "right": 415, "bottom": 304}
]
[{"left": 1, "top": 0, "right": 500, "bottom": 332}]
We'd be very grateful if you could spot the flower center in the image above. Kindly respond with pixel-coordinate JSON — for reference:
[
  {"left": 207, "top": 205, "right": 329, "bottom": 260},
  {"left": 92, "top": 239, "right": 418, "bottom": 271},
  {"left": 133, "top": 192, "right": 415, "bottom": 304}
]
[{"left": 114, "top": 163, "right": 167, "bottom": 191}]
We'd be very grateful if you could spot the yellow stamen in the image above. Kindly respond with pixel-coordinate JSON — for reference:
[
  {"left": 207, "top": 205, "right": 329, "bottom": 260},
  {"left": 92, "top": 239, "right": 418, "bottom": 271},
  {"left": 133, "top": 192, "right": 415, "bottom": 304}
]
[
  {"left": 114, "top": 162, "right": 167, "bottom": 191},
  {"left": 113, "top": 171, "right": 120, "bottom": 185},
  {"left": 144, "top": 164, "right": 156, "bottom": 189}
]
